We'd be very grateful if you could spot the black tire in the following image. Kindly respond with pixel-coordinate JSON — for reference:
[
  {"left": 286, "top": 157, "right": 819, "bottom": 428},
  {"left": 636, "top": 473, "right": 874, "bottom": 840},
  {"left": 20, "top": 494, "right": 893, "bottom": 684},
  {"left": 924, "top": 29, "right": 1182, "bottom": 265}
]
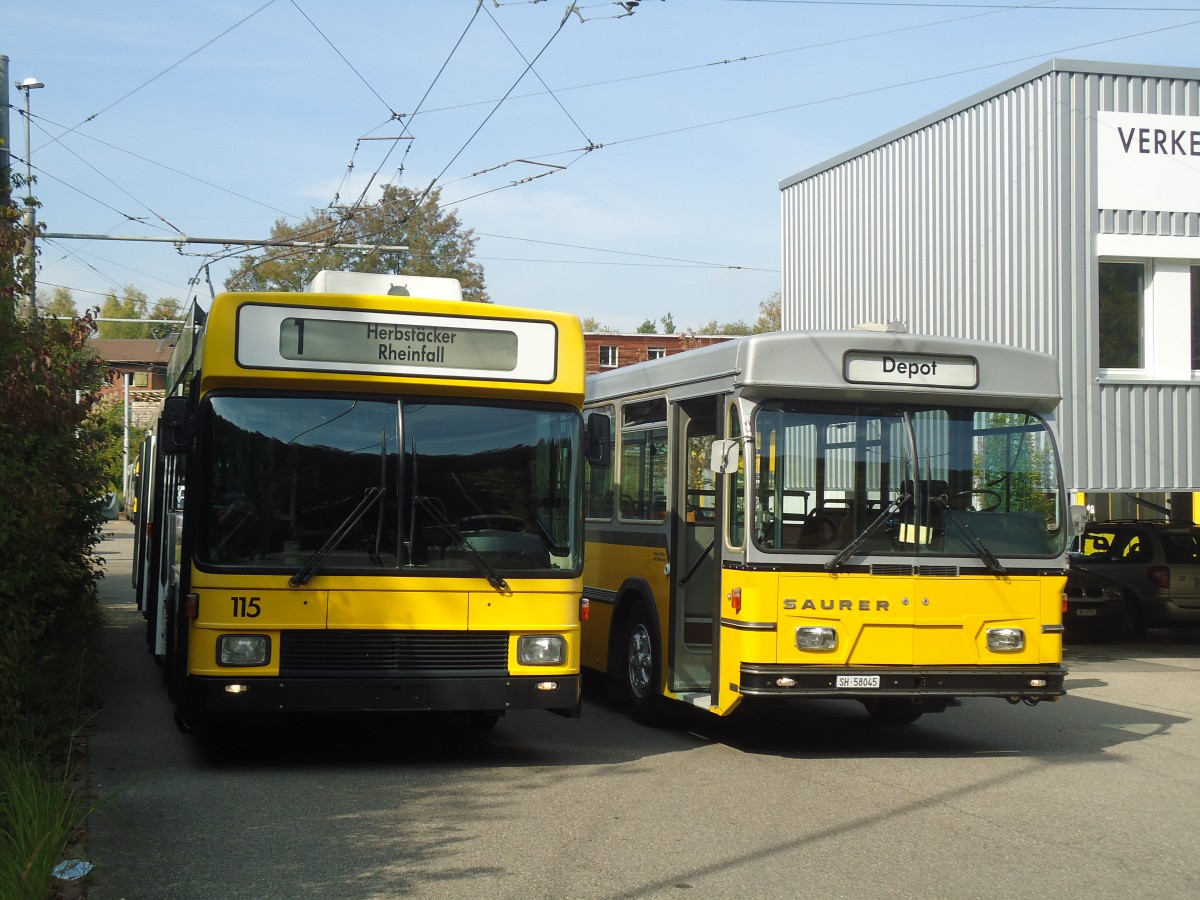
[
  {"left": 862, "top": 698, "right": 924, "bottom": 725},
  {"left": 452, "top": 711, "right": 501, "bottom": 731},
  {"left": 620, "top": 603, "right": 662, "bottom": 725},
  {"left": 1105, "top": 591, "right": 1147, "bottom": 642}
]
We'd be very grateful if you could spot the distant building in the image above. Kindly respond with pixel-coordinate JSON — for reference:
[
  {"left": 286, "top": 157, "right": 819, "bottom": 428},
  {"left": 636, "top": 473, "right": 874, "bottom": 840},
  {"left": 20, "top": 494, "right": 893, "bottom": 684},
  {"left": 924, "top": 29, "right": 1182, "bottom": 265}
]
[
  {"left": 90, "top": 338, "right": 174, "bottom": 428},
  {"left": 584, "top": 332, "right": 733, "bottom": 375}
]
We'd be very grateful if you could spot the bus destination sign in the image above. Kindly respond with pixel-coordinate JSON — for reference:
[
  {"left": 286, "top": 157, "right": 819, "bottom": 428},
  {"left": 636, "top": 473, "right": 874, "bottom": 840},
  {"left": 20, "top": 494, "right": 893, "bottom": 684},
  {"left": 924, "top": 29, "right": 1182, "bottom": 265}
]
[
  {"left": 843, "top": 350, "right": 978, "bottom": 389},
  {"left": 279, "top": 318, "right": 518, "bottom": 371},
  {"left": 236, "top": 304, "right": 558, "bottom": 382}
]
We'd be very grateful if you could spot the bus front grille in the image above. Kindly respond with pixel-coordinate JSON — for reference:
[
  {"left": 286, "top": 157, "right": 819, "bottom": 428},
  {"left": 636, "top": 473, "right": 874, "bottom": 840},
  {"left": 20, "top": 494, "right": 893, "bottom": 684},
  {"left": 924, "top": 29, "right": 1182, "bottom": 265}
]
[{"left": 279, "top": 630, "right": 509, "bottom": 677}]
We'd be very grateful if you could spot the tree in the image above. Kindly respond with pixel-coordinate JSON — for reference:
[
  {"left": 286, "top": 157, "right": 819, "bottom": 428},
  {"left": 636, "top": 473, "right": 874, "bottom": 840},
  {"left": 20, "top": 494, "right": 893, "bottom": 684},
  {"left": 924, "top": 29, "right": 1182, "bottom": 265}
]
[
  {"left": 93, "top": 287, "right": 183, "bottom": 339},
  {"left": 637, "top": 319, "right": 657, "bottom": 334},
  {"left": 685, "top": 292, "right": 781, "bottom": 336},
  {"left": 660, "top": 313, "right": 676, "bottom": 335},
  {"left": 582, "top": 316, "right": 614, "bottom": 333},
  {"left": 147, "top": 297, "right": 184, "bottom": 340},
  {"left": 96, "top": 286, "right": 148, "bottom": 339},
  {"left": 42, "top": 286, "right": 79, "bottom": 320},
  {"left": 698, "top": 318, "right": 754, "bottom": 336},
  {"left": 756, "top": 292, "right": 781, "bottom": 332},
  {"left": 224, "top": 185, "right": 488, "bottom": 302}
]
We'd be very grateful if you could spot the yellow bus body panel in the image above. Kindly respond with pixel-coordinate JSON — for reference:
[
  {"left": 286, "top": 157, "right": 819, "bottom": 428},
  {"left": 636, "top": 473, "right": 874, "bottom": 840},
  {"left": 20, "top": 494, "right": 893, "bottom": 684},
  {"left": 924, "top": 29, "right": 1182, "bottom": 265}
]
[
  {"left": 328, "top": 590, "right": 468, "bottom": 630},
  {"left": 582, "top": 534, "right": 669, "bottom": 673},
  {"left": 722, "top": 569, "right": 1065, "bottom": 666},
  {"left": 188, "top": 571, "right": 582, "bottom": 678},
  {"left": 198, "top": 291, "right": 585, "bottom": 406}
]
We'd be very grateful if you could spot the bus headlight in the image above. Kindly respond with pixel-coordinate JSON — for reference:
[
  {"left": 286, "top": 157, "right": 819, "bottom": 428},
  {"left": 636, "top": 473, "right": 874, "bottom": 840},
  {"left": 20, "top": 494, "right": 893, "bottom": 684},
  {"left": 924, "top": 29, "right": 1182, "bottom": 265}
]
[
  {"left": 518, "top": 634, "right": 566, "bottom": 666},
  {"left": 796, "top": 626, "right": 837, "bottom": 651},
  {"left": 987, "top": 628, "right": 1025, "bottom": 652},
  {"left": 217, "top": 634, "right": 271, "bottom": 667}
]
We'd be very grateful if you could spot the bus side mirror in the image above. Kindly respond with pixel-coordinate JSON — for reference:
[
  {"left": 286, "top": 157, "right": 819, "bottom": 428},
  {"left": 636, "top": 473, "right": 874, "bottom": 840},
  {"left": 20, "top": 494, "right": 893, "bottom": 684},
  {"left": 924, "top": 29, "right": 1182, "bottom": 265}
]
[
  {"left": 160, "top": 395, "right": 192, "bottom": 456},
  {"left": 584, "top": 413, "right": 611, "bottom": 468},
  {"left": 710, "top": 439, "right": 740, "bottom": 474}
]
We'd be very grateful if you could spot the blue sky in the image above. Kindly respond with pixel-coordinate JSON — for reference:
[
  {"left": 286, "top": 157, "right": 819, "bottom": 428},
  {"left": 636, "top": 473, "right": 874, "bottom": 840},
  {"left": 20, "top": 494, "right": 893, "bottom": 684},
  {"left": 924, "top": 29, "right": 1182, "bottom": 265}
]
[{"left": 9, "top": 1, "right": 1200, "bottom": 332}]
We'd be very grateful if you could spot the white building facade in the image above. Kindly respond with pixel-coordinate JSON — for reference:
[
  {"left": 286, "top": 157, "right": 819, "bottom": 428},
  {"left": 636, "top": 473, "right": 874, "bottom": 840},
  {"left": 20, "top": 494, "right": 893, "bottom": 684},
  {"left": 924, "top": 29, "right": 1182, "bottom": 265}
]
[{"left": 781, "top": 58, "right": 1200, "bottom": 513}]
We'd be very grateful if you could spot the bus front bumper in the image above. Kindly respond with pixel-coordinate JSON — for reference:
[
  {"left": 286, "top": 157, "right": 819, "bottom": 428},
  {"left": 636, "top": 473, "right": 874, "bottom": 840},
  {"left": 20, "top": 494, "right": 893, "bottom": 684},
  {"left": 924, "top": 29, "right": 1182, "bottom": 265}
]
[
  {"left": 738, "top": 665, "right": 1067, "bottom": 700},
  {"left": 188, "top": 674, "right": 582, "bottom": 715}
]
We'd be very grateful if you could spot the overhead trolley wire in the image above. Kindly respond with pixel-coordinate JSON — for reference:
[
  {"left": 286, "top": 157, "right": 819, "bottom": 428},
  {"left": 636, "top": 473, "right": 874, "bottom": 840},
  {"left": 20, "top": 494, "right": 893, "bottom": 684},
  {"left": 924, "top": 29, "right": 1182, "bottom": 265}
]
[
  {"left": 289, "top": 0, "right": 399, "bottom": 120},
  {"left": 482, "top": 2, "right": 595, "bottom": 146},
  {"left": 25, "top": 111, "right": 298, "bottom": 220},
  {"left": 531, "top": 14, "right": 1200, "bottom": 151},
  {"left": 319, "top": 0, "right": 489, "bottom": 253},
  {"left": 720, "top": 1, "right": 1200, "bottom": 10},
  {"left": 69, "top": 0, "right": 280, "bottom": 133},
  {"left": 403, "top": 0, "right": 1063, "bottom": 119}
]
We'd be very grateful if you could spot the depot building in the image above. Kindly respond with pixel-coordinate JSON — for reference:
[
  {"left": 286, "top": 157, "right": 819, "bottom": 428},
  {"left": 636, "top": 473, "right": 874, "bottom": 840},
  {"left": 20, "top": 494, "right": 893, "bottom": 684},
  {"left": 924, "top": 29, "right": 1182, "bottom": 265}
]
[{"left": 780, "top": 58, "right": 1200, "bottom": 523}]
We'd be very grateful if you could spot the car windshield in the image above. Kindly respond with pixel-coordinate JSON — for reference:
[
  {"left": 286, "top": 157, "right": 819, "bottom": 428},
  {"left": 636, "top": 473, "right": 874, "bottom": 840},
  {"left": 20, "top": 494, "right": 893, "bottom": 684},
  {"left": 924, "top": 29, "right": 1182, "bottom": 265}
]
[
  {"left": 198, "top": 395, "right": 582, "bottom": 576},
  {"left": 750, "top": 400, "right": 1066, "bottom": 559}
]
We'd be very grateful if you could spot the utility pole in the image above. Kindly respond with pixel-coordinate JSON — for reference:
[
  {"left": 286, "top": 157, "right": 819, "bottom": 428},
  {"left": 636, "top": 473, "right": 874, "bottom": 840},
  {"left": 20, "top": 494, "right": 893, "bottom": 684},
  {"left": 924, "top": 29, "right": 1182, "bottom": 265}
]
[
  {"left": 16, "top": 75, "right": 42, "bottom": 318},
  {"left": 1, "top": 55, "right": 10, "bottom": 212}
]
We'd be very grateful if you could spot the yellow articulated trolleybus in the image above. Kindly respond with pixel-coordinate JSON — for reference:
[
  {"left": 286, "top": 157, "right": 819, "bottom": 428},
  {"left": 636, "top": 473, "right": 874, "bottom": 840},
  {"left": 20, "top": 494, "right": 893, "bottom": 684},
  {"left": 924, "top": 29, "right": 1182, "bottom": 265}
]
[
  {"left": 141, "top": 272, "right": 605, "bottom": 733},
  {"left": 582, "top": 329, "right": 1073, "bottom": 725}
]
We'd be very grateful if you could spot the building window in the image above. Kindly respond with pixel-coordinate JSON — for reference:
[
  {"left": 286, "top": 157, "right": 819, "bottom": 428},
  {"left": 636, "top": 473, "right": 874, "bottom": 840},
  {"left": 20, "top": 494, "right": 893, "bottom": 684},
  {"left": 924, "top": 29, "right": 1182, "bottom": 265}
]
[
  {"left": 1099, "top": 261, "right": 1144, "bottom": 369},
  {"left": 647, "top": 346, "right": 666, "bottom": 360},
  {"left": 599, "top": 345, "right": 618, "bottom": 368},
  {"left": 132, "top": 372, "right": 149, "bottom": 388},
  {"left": 1192, "top": 266, "right": 1199, "bottom": 371}
]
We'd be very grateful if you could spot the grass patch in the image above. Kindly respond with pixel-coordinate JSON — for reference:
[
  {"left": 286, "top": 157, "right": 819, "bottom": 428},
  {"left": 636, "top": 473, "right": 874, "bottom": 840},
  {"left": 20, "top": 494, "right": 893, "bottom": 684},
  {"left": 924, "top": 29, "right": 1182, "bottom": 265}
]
[{"left": 0, "top": 752, "right": 93, "bottom": 899}]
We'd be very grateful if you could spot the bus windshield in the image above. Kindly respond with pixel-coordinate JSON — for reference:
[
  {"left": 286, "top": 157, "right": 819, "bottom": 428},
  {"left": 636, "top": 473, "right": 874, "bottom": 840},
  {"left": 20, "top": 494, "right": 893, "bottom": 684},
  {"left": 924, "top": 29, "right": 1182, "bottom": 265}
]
[
  {"left": 751, "top": 401, "right": 1065, "bottom": 559},
  {"left": 199, "top": 395, "right": 581, "bottom": 575}
]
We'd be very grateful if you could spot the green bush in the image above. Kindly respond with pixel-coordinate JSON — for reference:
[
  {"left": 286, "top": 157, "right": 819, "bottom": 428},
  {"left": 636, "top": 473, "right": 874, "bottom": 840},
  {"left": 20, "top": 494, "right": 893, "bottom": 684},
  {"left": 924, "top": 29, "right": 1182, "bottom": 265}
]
[
  {"left": 2, "top": 174, "right": 111, "bottom": 897},
  {"left": 0, "top": 310, "right": 107, "bottom": 754}
]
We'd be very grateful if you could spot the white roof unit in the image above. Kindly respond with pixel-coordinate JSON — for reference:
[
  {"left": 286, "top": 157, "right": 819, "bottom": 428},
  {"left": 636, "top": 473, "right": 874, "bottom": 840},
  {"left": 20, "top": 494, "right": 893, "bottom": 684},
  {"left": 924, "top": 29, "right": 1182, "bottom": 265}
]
[{"left": 305, "top": 270, "right": 463, "bottom": 301}]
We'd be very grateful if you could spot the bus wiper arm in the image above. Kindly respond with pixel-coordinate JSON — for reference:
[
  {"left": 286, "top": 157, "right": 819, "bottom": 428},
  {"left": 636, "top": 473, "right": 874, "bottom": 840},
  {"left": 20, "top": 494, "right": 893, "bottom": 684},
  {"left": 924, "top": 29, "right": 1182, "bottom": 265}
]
[
  {"left": 289, "top": 486, "right": 384, "bottom": 587},
  {"left": 825, "top": 494, "right": 910, "bottom": 571},
  {"left": 414, "top": 495, "right": 510, "bottom": 594},
  {"left": 934, "top": 499, "right": 1007, "bottom": 575}
]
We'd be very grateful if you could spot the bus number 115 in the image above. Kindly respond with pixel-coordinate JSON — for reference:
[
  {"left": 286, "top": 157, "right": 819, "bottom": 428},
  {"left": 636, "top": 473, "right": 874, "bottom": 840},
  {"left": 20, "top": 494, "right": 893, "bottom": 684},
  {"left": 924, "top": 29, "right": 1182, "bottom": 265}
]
[{"left": 232, "top": 596, "right": 261, "bottom": 618}]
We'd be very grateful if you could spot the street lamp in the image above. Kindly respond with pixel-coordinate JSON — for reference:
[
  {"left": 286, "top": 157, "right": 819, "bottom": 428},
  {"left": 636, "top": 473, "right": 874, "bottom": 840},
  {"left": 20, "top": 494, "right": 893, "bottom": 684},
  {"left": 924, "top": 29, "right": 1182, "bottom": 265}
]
[{"left": 17, "top": 76, "right": 43, "bottom": 318}]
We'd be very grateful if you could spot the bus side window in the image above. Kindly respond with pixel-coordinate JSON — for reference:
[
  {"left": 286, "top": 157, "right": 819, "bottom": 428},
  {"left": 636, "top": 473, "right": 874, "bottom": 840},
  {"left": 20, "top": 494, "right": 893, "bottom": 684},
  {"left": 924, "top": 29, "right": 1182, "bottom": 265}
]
[
  {"left": 725, "top": 406, "right": 744, "bottom": 548},
  {"left": 584, "top": 405, "right": 615, "bottom": 520}
]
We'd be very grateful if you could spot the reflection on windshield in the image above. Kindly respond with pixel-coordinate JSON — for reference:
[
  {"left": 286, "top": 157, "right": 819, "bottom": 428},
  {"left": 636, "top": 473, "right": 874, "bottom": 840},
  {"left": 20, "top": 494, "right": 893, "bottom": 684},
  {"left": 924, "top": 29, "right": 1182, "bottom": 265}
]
[
  {"left": 752, "top": 402, "right": 1065, "bottom": 559},
  {"left": 200, "top": 396, "right": 581, "bottom": 576}
]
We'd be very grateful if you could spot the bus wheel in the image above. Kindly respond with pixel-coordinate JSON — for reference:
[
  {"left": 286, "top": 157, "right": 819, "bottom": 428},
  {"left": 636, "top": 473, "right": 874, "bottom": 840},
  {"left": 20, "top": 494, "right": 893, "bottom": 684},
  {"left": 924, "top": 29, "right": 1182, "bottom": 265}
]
[
  {"left": 862, "top": 698, "right": 924, "bottom": 725},
  {"left": 449, "top": 711, "right": 500, "bottom": 731},
  {"left": 621, "top": 606, "right": 661, "bottom": 724},
  {"left": 173, "top": 704, "right": 202, "bottom": 735}
]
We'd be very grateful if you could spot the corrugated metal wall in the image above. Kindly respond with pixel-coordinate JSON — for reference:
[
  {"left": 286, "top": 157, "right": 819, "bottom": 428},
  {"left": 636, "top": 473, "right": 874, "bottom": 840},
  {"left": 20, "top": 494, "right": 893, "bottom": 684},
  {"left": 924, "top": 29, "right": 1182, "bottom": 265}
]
[
  {"left": 781, "top": 62, "right": 1200, "bottom": 493},
  {"left": 1065, "top": 69, "right": 1200, "bottom": 492},
  {"left": 781, "top": 75, "right": 1058, "bottom": 351}
]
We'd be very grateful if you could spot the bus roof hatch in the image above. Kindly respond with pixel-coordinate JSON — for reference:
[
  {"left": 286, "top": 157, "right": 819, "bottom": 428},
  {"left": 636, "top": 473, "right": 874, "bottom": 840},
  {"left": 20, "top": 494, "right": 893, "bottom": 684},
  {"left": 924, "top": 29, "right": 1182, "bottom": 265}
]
[{"left": 305, "top": 270, "right": 463, "bottom": 301}]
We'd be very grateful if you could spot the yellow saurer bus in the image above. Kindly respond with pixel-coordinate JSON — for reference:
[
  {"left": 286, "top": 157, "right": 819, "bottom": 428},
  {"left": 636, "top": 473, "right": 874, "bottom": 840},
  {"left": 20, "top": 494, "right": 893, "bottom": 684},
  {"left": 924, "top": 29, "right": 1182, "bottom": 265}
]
[
  {"left": 141, "top": 273, "right": 603, "bottom": 733},
  {"left": 582, "top": 330, "right": 1073, "bottom": 724}
]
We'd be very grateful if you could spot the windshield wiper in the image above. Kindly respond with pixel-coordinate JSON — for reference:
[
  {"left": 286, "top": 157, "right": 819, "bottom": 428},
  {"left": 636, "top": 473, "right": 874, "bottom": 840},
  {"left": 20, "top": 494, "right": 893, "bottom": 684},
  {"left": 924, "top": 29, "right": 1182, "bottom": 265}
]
[
  {"left": 291, "top": 428, "right": 390, "bottom": 585},
  {"left": 290, "top": 486, "right": 384, "bottom": 587},
  {"left": 933, "top": 498, "right": 1007, "bottom": 575},
  {"left": 825, "top": 494, "right": 910, "bottom": 571},
  {"left": 414, "top": 495, "right": 510, "bottom": 593}
]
